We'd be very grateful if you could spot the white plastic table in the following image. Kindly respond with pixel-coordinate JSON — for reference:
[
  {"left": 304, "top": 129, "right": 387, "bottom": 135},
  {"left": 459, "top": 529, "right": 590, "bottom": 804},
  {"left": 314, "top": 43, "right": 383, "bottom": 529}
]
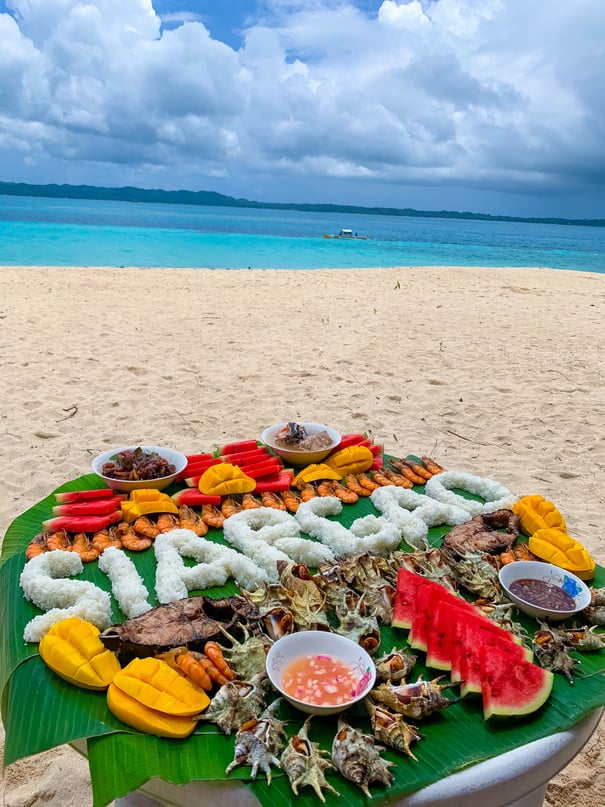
[{"left": 108, "top": 708, "right": 603, "bottom": 807}]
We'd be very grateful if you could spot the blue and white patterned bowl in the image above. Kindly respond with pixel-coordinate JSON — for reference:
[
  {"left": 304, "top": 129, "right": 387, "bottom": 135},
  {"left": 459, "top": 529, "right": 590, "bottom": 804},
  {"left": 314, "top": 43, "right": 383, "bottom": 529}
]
[{"left": 499, "top": 561, "right": 591, "bottom": 621}]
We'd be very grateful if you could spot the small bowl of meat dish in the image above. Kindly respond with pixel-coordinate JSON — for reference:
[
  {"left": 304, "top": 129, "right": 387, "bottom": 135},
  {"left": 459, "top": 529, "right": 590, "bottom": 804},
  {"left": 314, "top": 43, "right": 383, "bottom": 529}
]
[
  {"left": 265, "top": 630, "right": 376, "bottom": 716},
  {"left": 91, "top": 445, "right": 187, "bottom": 493},
  {"left": 499, "top": 561, "right": 591, "bottom": 622},
  {"left": 260, "top": 421, "right": 341, "bottom": 466}
]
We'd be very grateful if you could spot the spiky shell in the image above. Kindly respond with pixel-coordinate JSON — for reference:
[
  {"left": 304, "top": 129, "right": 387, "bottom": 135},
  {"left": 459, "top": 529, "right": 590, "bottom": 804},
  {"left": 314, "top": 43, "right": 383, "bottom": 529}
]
[
  {"left": 281, "top": 716, "right": 339, "bottom": 802},
  {"left": 201, "top": 673, "right": 269, "bottom": 735},
  {"left": 225, "top": 699, "right": 286, "bottom": 783},
  {"left": 331, "top": 715, "right": 394, "bottom": 798}
]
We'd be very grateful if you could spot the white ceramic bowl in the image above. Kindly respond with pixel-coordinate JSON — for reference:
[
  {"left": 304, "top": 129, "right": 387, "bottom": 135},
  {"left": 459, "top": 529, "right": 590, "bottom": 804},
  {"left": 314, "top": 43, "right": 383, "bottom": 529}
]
[
  {"left": 499, "top": 561, "right": 592, "bottom": 622},
  {"left": 260, "top": 422, "right": 341, "bottom": 466},
  {"left": 90, "top": 445, "right": 187, "bottom": 493},
  {"left": 265, "top": 630, "right": 376, "bottom": 716}
]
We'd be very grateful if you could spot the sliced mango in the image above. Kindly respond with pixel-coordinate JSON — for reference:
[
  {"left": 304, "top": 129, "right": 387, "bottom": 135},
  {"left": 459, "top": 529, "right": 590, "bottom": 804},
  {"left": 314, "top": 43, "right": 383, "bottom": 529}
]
[
  {"left": 39, "top": 616, "right": 121, "bottom": 690},
  {"left": 324, "top": 445, "right": 374, "bottom": 475},
  {"left": 111, "top": 657, "right": 210, "bottom": 716},
  {"left": 107, "top": 683, "right": 198, "bottom": 738}
]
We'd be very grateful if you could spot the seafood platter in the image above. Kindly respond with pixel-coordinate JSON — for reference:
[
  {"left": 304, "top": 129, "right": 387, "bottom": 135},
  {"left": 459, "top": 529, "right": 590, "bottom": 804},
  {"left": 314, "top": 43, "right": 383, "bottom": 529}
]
[{"left": 1, "top": 424, "right": 605, "bottom": 807}]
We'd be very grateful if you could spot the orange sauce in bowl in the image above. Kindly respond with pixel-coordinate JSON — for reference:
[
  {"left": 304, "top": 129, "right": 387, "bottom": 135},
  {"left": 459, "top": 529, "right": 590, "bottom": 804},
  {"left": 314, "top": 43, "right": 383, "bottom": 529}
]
[{"left": 281, "top": 654, "right": 361, "bottom": 706}]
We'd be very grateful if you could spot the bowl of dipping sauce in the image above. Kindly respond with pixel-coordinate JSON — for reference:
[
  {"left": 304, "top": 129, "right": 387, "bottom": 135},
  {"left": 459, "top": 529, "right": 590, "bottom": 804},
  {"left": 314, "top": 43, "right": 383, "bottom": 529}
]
[
  {"left": 261, "top": 421, "right": 341, "bottom": 466},
  {"left": 266, "top": 630, "right": 376, "bottom": 716},
  {"left": 91, "top": 445, "right": 187, "bottom": 493},
  {"left": 499, "top": 561, "right": 591, "bottom": 621}
]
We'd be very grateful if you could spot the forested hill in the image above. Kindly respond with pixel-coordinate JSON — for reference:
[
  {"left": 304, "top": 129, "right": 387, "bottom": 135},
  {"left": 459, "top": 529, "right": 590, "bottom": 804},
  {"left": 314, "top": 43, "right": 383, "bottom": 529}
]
[{"left": 1, "top": 180, "right": 604, "bottom": 228}]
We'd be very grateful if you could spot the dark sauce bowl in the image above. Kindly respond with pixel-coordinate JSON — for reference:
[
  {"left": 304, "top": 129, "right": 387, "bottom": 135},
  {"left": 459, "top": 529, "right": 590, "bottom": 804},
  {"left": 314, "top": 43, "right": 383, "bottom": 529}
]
[{"left": 499, "top": 561, "right": 591, "bottom": 622}]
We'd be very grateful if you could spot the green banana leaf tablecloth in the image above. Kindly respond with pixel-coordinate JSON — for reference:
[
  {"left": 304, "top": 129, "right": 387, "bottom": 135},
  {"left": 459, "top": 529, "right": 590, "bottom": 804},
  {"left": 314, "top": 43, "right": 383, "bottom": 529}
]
[{"left": 1, "top": 468, "right": 605, "bottom": 807}]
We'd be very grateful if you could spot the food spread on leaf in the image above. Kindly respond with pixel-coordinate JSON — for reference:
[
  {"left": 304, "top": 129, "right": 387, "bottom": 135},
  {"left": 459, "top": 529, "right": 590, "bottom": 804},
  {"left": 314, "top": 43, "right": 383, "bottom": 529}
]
[{"left": 9, "top": 427, "right": 605, "bottom": 801}]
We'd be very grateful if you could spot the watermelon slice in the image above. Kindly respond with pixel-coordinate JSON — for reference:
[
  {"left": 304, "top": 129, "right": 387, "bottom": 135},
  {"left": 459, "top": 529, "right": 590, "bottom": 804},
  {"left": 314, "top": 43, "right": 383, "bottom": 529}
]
[
  {"left": 253, "top": 471, "right": 294, "bottom": 492},
  {"left": 52, "top": 498, "right": 122, "bottom": 517},
  {"left": 408, "top": 582, "right": 455, "bottom": 652},
  {"left": 54, "top": 489, "right": 115, "bottom": 503},
  {"left": 425, "top": 598, "right": 484, "bottom": 670},
  {"left": 170, "top": 489, "right": 222, "bottom": 506},
  {"left": 480, "top": 645, "right": 553, "bottom": 720},
  {"left": 42, "top": 511, "right": 122, "bottom": 533},
  {"left": 392, "top": 568, "right": 438, "bottom": 630},
  {"left": 452, "top": 615, "right": 533, "bottom": 697}
]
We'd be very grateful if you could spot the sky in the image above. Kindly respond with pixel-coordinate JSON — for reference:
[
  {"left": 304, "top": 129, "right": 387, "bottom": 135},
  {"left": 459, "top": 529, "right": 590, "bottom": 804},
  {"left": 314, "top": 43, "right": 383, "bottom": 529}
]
[{"left": 0, "top": 0, "right": 604, "bottom": 218}]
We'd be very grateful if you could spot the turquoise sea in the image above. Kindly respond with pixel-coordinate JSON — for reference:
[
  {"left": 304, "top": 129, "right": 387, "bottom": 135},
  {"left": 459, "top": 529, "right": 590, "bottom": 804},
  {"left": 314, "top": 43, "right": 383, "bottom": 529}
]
[{"left": 1, "top": 195, "right": 604, "bottom": 272}]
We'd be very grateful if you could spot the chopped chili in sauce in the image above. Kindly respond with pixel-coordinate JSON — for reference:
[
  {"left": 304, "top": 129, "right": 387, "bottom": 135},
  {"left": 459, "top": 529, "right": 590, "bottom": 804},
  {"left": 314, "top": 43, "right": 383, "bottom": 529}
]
[{"left": 282, "top": 654, "right": 360, "bottom": 705}]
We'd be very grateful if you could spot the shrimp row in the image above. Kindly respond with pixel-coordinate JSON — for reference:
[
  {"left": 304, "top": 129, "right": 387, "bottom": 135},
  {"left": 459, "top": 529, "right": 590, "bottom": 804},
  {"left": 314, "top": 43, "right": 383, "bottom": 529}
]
[
  {"left": 24, "top": 504, "right": 208, "bottom": 562},
  {"left": 157, "top": 642, "right": 236, "bottom": 691}
]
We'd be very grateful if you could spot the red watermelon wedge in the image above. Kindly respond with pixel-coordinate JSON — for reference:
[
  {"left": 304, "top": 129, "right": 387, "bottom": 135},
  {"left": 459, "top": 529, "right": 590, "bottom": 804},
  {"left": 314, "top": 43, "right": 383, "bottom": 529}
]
[
  {"left": 480, "top": 645, "right": 553, "bottom": 720},
  {"left": 426, "top": 598, "right": 481, "bottom": 670},
  {"left": 452, "top": 614, "right": 533, "bottom": 697},
  {"left": 408, "top": 581, "right": 471, "bottom": 652},
  {"left": 392, "top": 568, "right": 431, "bottom": 629}
]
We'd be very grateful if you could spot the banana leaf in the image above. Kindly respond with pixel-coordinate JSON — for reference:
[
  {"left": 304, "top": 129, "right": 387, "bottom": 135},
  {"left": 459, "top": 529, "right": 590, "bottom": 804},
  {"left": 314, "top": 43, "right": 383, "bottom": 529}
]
[{"left": 1, "top": 467, "right": 605, "bottom": 807}]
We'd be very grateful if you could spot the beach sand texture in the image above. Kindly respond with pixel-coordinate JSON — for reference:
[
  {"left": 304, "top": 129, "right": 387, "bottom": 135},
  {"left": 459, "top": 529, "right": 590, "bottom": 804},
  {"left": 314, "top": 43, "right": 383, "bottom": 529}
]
[{"left": 0, "top": 264, "right": 604, "bottom": 807}]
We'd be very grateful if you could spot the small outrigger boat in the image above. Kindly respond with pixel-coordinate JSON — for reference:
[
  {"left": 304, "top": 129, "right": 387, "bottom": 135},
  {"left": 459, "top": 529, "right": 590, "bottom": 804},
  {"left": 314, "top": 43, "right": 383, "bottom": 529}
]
[{"left": 323, "top": 228, "right": 370, "bottom": 240}]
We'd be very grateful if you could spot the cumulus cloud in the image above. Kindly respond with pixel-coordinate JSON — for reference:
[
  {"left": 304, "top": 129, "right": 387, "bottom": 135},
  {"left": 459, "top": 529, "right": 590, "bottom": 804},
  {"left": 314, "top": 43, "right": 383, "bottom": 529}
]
[{"left": 0, "top": 0, "right": 604, "bottom": 215}]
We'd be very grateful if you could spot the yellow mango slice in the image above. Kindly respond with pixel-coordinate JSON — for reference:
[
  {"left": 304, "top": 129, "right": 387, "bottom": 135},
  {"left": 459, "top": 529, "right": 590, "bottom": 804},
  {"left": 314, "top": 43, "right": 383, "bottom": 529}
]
[
  {"left": 107, "top": 683, "right": 198, "bottom": 738},
  {"left": 198, "top": 463, "right": 256, "bottom": 495},
  {"left": 129, "top": 490, "right": 174, "bottom": 503},
  {"left": 528, "top": 528, "right": 596, "bottom": 580},
  {"left": 292, "top": 463, "right": 342, "bottom": 487},
  {"left": 324, "top": 445, "right": 374, "bottom": 475},
  {"left": 39, "top": 617, "right": 121, "bottom": 690},
  {"left": 111, "top": 657, "right": 210, "bottom": 716},
  {"left": 512, "top": 495, "right": 566, "bottom": 537},
  {"left": 120, "top": 500, "right": 179, "bottom": 522}
]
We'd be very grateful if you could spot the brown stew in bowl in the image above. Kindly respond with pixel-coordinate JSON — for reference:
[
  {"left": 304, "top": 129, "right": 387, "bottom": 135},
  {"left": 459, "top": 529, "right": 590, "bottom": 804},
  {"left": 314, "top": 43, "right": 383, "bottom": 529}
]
[{"left": 509, "top": 578, "right": 576, "bottom": 611}]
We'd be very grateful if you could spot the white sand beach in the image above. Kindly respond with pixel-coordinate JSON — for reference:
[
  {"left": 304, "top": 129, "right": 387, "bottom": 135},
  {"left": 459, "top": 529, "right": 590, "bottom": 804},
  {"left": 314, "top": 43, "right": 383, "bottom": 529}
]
[{"left": 1, "top": 264, "right": 604, "bottom": 806}]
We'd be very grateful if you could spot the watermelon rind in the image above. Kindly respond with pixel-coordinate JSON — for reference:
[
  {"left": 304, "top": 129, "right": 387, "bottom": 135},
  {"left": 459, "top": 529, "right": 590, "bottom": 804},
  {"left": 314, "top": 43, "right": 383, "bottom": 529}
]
[{"left": 480, "top": 645, "right": 554, "bottom": 720}]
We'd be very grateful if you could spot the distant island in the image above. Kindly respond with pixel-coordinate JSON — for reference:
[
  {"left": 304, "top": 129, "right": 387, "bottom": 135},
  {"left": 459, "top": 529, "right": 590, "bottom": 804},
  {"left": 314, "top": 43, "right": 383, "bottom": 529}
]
[{"left": 1, "top": 180, "right": 604, "bottom": 228}]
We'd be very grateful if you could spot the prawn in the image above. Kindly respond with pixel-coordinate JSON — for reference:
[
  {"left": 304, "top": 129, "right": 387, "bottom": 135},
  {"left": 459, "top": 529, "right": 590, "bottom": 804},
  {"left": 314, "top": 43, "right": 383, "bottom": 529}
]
[
  {"left": 25, "top": 532, "right": 48, "bottom": 560},
  {"left": 280, "top": 489, "right": 302, "bottom": 513},
  {"left": 221, "top": 495, "right": 243, "bottom": 518},
  {"left": 261, "top": 490, "right": 287, "bottom": 510},
  {"left": 242, "top": 493, "right": 262, "bottom": 510},
  {"left": 382, "top": 468, "right": 413, "bottom": 488},
  {"left": 157, "top": 647, "right": 213, "bottom": 691},
  {"left": 298, "top": 483, "right": 317, "bottom": 502},
  {"left": 179, "top": 504, "right": 208, "bottom": 535},
  {"left": 345, "top": 474, "right": 371, "bottom": 496},
  {"left": 115, "top": 521, "right": 153, "bottom": 551},
  {"left": 316, "top": 480, "right": 334, "bottom": 497},
  {"left": 370, "top": 469, "right": 393, "bottom": 487},
  {"left": 71, "top": 532, "right": 100, "bottom": 562},
  {"left": 400, "top": 459, "right": 432, "bottom": 480},
  {"left": 329, "top": 480, "right": 358, "bottom": 504},
  {"left": 46, "top": 529, "right": 71, "bottom": 551},
  {"left": 201, "top": 504, "right": 225, "bottom": 529},
  {"left": 389, "top": 460, "right": 426, "bottom": 486},
  {"left": 421, "top": 456, "right": 445, "bottom": 475},
  {"left": 203, "top": 641, "right": 236, "bottom": 680},
  {"left": 358, "top": 473, "right": 380, "bottom": 492},
  {"left": 132, "top": 515, "right": 160, "bottom": 539},
  {"left": 156, "top": 513, "right": 179, "bottom": 533},
  {"left": 92, "top": 527, "right": 123, "bottom": 555}
]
